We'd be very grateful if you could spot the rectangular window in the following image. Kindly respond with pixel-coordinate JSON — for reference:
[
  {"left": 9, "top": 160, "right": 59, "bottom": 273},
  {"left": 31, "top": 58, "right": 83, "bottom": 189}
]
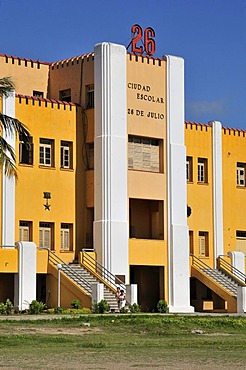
[
  {"left": 189, "top": 230, "right": 194, "bottom": 254},
  {"left": 86, "top": 143, "right": 94, "bottom": 170},
  {"left": 236, "top": 230, "right": 246, "bottom": 253},
  {"left": 19, "top": 136, "right": 33, "bottom": 165},
  {"left": 19, "top": 221, "right": 32, "bottom": 241},
  {"left": 199, "top": 231, "right": 209, "bottom": 257},
  {"left": 237, "top": 163, "right": 246, "bottom": 187},
  {"left": 59, "top": 88, "right": 71, "bottom": 102},
  {"left": 86, "top": 84, "right": 94, "bottom": 108},
  {"left": 33, "top": 90, "right": 44, "bottom": 98},
  {"left": 61, "top": 141, "right": 73, "bottom": 169},
  {"left": 128, "top": 136, "right": 162, "bottom": 173},
  {"left": 61, "top": 223, "right": 73, "bottom": 251},
  {"left": 186, "top": 156, "right": 193, "bottom": 182},
  {"left": 198, "top": 158, "right": 208, "bottom": 183},
  {"left": 39, "top": 222, "right": 54, "bottom": 249},
  {"left": 39, "top": 138, "right": 54, "bottom": 167}
]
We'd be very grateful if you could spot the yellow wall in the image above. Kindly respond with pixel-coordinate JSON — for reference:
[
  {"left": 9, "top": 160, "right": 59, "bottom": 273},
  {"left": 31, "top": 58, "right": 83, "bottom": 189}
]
[
  {"left": 222, "top": 129, "right": 246, "bottom": 254},
  {"left": 0, "top": 249, "right": 18, "bottom": 272},
  {"left": 127, "top": 55, "right": 168, "bottom": 300},
  {"left": 185, "top": 123, "right": 214, "bottom": 267},
  {"left": 0, "top": 55, "right": 49, "bottom": 96},
  {"left": 15, "top": 97, "right": 82, "bottom": 262},
  {"left": 47, "top": 263, "right": 91, "bottom": 308},
  {"left": 48, "top": 54, "right": 94, "bottom": 107}
]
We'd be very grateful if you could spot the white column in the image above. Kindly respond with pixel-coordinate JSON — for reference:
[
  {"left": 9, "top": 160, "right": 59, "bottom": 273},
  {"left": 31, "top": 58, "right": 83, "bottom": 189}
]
[
  {"left": 91, "top": 283, "right": 104, "bottom": 303},
  {"left": 126, "top": 284, "right": 138, "bottom": 305},
  {"left": 94, "top": 43, "right": 128, "bottom": 282},
  {"left": 166, "top": 55, "right": 194, "bottom": 313},
  {"left": 229, "top": 251, "right": 245, "bottom": 274},
  {"left": 210, "top": 120, "right": 224, "bottom": 262},
  {"left": 2, "top": 91, "right": 15, "bottom": 245},
  {"left": 14, "top": 242, "right": 36, "bottom": 311},
  {"left": 237, "top": 286, "right": 246, "bottom": 313}
]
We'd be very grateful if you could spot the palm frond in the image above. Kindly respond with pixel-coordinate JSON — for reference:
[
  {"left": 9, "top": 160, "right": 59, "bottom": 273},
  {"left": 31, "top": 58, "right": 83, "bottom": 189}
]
[
  {"left": 0, "top": 137, "right": 17, "bottom": 178},
  {"left": 0, "top": 77, "right": 15, "bottom": 98},
  {"left": 0, "top": 113, "right": 31, "bottom": 145}
]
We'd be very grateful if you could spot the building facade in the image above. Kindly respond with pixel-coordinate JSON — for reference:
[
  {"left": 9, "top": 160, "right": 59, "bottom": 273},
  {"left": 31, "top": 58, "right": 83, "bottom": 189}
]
[{"left": 0, "top": 44, "right": 245, "bottom": 313}]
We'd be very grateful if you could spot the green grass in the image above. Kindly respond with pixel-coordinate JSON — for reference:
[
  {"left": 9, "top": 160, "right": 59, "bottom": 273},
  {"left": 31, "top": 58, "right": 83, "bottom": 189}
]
[{"left": 0, "top": 315, "right": 246, "bottom": 369}]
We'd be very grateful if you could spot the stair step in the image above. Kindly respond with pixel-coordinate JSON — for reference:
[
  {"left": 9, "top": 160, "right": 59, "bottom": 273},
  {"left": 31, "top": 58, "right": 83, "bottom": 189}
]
[{"left": 60, "top": 263, "right": 119, "bottom": 307}]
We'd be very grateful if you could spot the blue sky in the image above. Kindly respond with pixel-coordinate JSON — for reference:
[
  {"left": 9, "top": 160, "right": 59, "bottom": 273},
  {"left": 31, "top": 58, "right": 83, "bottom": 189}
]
[{"left": 1, "top": 0, "right": 245, "bottom": 129}]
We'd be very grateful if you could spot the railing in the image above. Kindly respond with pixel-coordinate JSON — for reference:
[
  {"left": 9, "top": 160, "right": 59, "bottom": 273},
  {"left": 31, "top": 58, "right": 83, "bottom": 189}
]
[
  {"left": 0, "top": 245, "right": 15, "bottom": 248},
  {"left": 82, "top": 249, "right": 126, "bottom": 292},
  {"left": 191, "top": 254, "right": 214, "bottom": 272},
  {"left": 217, "top": 256, "right": 246, "bottom": 285},
  {"left": 38, "top": 247, "right": 92, "bottom": 294}
]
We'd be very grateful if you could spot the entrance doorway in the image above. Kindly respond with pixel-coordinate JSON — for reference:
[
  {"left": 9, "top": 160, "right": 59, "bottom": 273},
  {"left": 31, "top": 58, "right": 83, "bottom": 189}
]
[{"left": 130, "top": 265, "right": 164, "bottom": 312}]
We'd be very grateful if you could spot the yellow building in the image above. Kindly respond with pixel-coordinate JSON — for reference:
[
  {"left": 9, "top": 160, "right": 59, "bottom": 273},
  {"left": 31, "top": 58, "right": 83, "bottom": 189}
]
[{"left": 0, "top": 45, "right": 245, "bottom": 313}]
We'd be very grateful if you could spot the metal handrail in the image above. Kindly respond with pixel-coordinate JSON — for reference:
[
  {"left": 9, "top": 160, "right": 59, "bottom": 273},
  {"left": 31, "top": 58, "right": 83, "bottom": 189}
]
[
  {"left": 191, "top": 254, "right": 214, "bottom": 271},
  {"left": 38, "top": 247, "right": 92, "bottom": 294},
  {"left": 217, "top": 256, "right": 246, "bottom": 285},
  {"left": 190, "top": 254, "right": 240, "bottom": 296},
  {"left": 82, "top": 249, "right": 126, "bottom": 292}
]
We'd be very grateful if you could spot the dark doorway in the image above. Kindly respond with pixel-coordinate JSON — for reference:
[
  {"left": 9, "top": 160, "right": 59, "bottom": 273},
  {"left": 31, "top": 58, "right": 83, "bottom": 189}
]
[
  {"left": 130, "top": 265, "right": 164, "bottom": 312},
  {"left": 37, "top": 274, "right": 46, "bottom": 303},
  {"left": 0, "top": 273, "right": 14, "bottom": 303}
]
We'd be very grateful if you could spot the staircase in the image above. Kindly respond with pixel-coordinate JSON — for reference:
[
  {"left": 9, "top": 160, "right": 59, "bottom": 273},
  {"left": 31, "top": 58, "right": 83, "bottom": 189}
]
[
  {"left": 191, "top": 254, "right": 246, "bottom": 312},
  {"left": 199, "top": 267, "right": 238, "bottom": 296},
  {"left": 46, "top": 248, "right": 124, "bottom": 311},
  {"left": 62, "top": 263, "right": 119, "bottom": 311}
]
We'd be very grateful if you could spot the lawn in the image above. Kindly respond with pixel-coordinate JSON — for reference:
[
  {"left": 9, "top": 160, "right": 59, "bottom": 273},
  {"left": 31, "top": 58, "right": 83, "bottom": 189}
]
[{"left": 0, "top": 314, "right": 246, "bottom": 369}]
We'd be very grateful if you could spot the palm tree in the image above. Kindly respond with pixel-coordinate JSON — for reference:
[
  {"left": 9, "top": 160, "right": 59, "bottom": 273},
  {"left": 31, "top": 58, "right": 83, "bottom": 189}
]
[{"left": 0, "top": 77, "right": 31, "bottom": 178}]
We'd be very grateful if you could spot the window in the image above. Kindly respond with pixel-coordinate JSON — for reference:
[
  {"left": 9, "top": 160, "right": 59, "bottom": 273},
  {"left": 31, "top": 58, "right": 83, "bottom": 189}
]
[
  {"left": 39, "top": 139, "right": 54, "bottom": 167},
  {"left": 86, "top": 84, "right": 94, "bottom": 108},
  {"left": 189, "top": 230, "right": 194, "bottom": 254},
  {"left": 33, "top": 90, "right": 44, "bottom": 98},
  {"left": 237, "top": 163, "right": 246, "bottom": 187},
  {"left": 86, "top": 143, "right": 94, "bottom": 170},
  {"left": 19, "top": 136, "right": 33, "bottom": 165},
  {"left": 61, "top": 223, "right": 73, "bottom": 251},
  {"left": 59, "top": 88, "right": 71, "bottom": 102},
  {"left": 19, "top": 221, "right": 32, "bottom": 241},
  {"left": 61, "top": 141, "right": 73, "bottom": 169},
  {"left": 128, "top": 136, "right": 162, "bottom": 172},
  {"left": 39, "top": 222, "right": 54, "bottom": 249},
  {"left": 186, "top": 156, "right": 193, "bottom": 182},
  {"left": 236, "top": 230, "right": 246, "bottom": 253},
  {"left": 198, "top": 158, "right": 208, "bottom": 183},
  {"left": 199, "top": 231, "right": 209, "bottom": 257}
]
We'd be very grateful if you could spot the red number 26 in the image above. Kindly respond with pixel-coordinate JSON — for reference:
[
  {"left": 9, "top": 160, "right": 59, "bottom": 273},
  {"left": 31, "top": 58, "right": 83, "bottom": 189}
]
[{"left": 131, "top": 24, "right": 156, "bottom": 56}]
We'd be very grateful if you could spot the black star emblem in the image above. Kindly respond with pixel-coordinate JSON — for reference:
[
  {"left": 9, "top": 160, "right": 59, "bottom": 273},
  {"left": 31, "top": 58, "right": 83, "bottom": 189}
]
[{"left": 44, "top": 203, "right": 51, "bottom": 211}]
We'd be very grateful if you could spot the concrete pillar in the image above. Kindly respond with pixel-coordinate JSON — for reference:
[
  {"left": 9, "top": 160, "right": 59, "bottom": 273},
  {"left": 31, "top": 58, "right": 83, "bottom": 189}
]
[
  {"left": 237, "top": 286, "right": 246, "bottom": 313},
  {"left": 166, "top": 55, "right": 194, "bottom": 313},
  {"left": 14, "top": 242, "right": 36, "bottom": 311},
  {"left": 2, "top": 91, "right": 15, "bottom": 246},
  {"left": 91, "top": 283, "right": 104, "bottom": 303},
  {"left": 210, "top": 120, "right": 224, "bottom": 263},
  {"left": 229, "top": 251, "right": 245, "bottom": 274},
  {"left": 94, "top": 42, "right": 128, "bottom": 282},
  {"left": 126, "top": 284, "right": 138, "bottom": 305}
]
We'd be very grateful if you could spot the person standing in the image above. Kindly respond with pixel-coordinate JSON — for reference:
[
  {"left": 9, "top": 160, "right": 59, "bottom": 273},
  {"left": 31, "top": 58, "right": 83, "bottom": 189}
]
[
  {"left": 115, "top": 286, "right": 121, "bottom": 309},
  {"left": 119, "top": 289, "right": 126, "bottom": 309}
]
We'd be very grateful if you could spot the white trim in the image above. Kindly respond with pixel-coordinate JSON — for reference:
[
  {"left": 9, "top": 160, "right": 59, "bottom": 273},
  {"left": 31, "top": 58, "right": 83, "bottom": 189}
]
[
  {"left": 210, "top": 120, "right": 224, "bottom": 262},
  {"left": 94, "top": 43, "right": 128, "bottom": 282},
  {"left": 166, "top": 55, "right": 194, "bottom": 313},
  {"left": 2, "top": 91, "right": 15, "bottom": 245}
]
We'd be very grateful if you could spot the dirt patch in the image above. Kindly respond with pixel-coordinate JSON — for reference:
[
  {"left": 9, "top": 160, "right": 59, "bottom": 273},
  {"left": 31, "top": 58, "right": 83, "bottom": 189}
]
[{"left": 1, "top": 324, "right": 102, "bottom": 336}]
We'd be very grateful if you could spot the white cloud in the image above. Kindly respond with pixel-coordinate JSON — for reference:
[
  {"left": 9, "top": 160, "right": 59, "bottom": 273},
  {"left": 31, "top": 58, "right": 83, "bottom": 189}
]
[{"left": 187, "top": 100, "right": 225, "bottom": 116}]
